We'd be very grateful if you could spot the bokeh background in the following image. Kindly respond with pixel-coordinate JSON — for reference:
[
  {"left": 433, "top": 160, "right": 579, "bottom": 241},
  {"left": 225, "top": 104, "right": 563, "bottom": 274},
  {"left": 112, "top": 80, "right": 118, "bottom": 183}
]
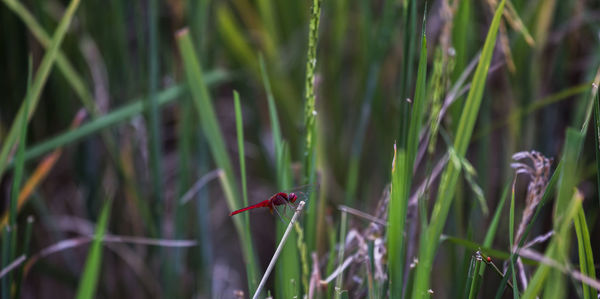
[{"left": 1, "top": 0, "right": 600, "bottom": 298}]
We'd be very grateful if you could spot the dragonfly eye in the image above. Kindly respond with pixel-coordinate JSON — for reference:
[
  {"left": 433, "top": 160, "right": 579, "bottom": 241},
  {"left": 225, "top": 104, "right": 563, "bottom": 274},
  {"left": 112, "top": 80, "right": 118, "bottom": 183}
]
[{"left": 289, "top": 193, "right": 297, "bottom": 202}]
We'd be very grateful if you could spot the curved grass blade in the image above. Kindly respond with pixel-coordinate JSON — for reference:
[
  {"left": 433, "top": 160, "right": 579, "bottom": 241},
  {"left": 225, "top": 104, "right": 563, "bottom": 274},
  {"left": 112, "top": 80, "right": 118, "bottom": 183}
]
[
  {"left": 387, "top": 15, "right": 427, "bottom": 298},
  {"left": 509, "top": 179, "right": 520, "bottom": 297},
  {"left": 10, "top": 74, "right": 223, "bottom": 168},
  {"left": 521, "top": 128, "right": 584, "bottom": 299},
  {"left": 574, "top": 207, "right": 598, "bottom": 299},
  {"left": 75, "top": 199, "right": 112, "bottom": 299},
  {"left": 0, "top": 0, "right": 81, "bottom": 180},
  {"left": 411, "top": 1, "right": 506, "bottom": 296},
  {"left": 2, "top": 0, "right": 96, "bottom": 114},
  {"left": 176, "top": 29, "right": 259, "bottom": 294}
]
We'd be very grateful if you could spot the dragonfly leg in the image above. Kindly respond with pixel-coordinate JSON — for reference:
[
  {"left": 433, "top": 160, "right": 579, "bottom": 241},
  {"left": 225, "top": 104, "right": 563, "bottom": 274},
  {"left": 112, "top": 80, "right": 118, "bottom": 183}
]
[
  {"left": 272, "top": 204, "right": 289, "bottom": 223},
  {"left": 284, "top": 200, "right": 298, "bottom": 213}
]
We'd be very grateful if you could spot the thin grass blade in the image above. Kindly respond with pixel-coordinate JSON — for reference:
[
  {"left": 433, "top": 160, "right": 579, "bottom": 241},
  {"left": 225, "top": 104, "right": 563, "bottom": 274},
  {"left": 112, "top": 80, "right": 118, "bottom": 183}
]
[
  {"left": 573, "top": 206, "right": 597, "bottom": 299},
  {"left": 0, "top": 0, "right": 81, "bottom": 179},
  {"left": 176, "top": 29, "right": 259, "bottom": 294},
  {"left": 387, "top": 16, "right": 427, "bottom": 297},
  {"left": 75, "top": 199, "right": 112, "bottom": 299},
  {"left": 411, "top": 1, "right": 505, "bottom": 296}
]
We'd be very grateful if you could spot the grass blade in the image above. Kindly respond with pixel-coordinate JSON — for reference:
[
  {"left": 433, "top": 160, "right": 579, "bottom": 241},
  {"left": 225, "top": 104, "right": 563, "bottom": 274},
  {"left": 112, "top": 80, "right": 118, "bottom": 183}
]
[
  {"left": 75, "top": 199, "right": 112, "bottom": 299},
  {"left": 303, "top": 0, "right": 323, "bottom": 254},
  {"left": 334, "top": 210, "right": 348, "bottom": 299},
  {"left": 10, "top": 57, "right": 33, "bottom": 227},
  {"left": 573, "top": 206, "right": 597, "bottom": 299},
  {"left": 593, "top": 89, "right": 600, "bottom": 207},
  {"left": 0, "top": 0, "right": 81, "bottom": 180},
  {"left": 411, "top": 1, "right": 505, "bottom": 296},
  {"left": 146, "top": 0, "right": 165, "bottom": 218},
  {"left": 14, "top": 216, "right": 33, "bottom": 299},
  {"left": 260, "top": 55, "right": 302, "bottom": 298},
  {"left": 233, "top": 90, "right": 260, "bottom": 294},
  {"left": 2, "top": 0, "right": 96, "bottom": 114},
  {"left": 10, "top": 74, "right": 223, "bottom": 167},
  {"left": 387, "top": 16, "right": 427, "bottom": 297},
  {"left": 509, "top": 178, "right": 520, "bottom": 297},
  {"left": 482, "top": 183, "right": 510, "bottom": 247},
  {"left": 253, "top": 201, "right": 307, "bottom": 299},
  {"left": 176, "top": 29, "right": 259, "bottom": 294},
  {"left": 522, "top": 128, "right": 584, "bottom": 299},
  {"left": 466, "top": 253, "right": 483, "bottom": 299}
]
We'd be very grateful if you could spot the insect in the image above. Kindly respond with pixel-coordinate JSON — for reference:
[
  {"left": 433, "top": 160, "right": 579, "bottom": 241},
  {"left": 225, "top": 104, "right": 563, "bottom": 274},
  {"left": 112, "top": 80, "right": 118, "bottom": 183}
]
[{"left": 229, "top": 192, "right": 299, "bottom": 218}]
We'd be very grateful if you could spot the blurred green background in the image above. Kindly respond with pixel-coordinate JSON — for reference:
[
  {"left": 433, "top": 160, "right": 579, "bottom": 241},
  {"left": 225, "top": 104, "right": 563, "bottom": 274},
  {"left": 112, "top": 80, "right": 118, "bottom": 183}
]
[{"left": 1, "top": 0, "right": 600, "bottom": 298}]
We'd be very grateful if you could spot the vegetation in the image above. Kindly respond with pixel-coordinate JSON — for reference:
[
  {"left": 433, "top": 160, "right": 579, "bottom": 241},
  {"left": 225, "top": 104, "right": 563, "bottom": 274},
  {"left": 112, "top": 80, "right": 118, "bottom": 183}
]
[{"left": 0, "top": 0, "right": 599, "bottom": 298}]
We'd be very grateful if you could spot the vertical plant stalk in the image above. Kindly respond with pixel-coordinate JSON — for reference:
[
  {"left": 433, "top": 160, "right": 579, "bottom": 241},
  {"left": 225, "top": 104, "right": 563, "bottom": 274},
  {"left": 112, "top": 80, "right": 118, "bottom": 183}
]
[
  {"left": 234, "top": 91, "right": 259, "bottom": 294},
  {"left": 411, "top": 1, "right": 505, "bottom": 297},
  {"left": 14, "top": 216, "right": 34, "bottom": 299},
  {"left": 302, "top": 0, "right": 323, "bottom": 255},
  {"left": 75, "top": 200, "right": 112, "bottom": 299},
  {"left": 466, "top": 253, "right": 483, "bottom": 299},
  {"left": 398, "top": 0, "right": 417, "bottom": 145},
  {"left": 388, "top": 17, "right": 427, "bottom": 297},
  {"left": 509, "top": 178, "right": 520, "bottom": 297},
  {"left": 593, "top": 88, "right": 600, "bottom": 207},
  {"left": 302, "top": 0, "right": 323, "bottom": 180},
  {"left": 10, "top": 59, "right": 32, "bottom": 227},
  {"left": 147, "top": 0, "right": 164, "bottom": 213},
  {"left": 334, "top": 210, "right": 348, "bottom": 299},
  {"left": 176, "top": 29, "right": 259, "bottom": 294},
  {"left": 1, "top": 227, "right": 11, "bottom": 299},
  {"left": 574, "top": 207, "right": 597, "bottom": 299},
  {"left": 253, "top": 201, "right": 306, "bottom": 299}
]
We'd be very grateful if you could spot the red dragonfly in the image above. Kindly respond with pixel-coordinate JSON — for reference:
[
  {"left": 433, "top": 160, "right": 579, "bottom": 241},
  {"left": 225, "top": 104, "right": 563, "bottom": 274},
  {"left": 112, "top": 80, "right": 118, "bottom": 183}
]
[{"left": 229, "top": 192, "right": 299, "bottom": 217}]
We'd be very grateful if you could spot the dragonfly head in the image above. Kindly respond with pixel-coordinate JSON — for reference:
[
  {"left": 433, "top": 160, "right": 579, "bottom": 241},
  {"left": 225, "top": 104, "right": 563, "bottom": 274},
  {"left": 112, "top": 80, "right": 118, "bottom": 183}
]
[{"left": 289, "top": 193, "right": 298, "bottom": 203}]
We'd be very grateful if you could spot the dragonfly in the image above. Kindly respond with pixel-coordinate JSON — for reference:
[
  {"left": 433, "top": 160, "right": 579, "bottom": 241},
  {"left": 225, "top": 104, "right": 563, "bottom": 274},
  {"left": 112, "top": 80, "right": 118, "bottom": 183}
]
[{"left": 229, "top": 192, "right": 299, "bottom": 220}]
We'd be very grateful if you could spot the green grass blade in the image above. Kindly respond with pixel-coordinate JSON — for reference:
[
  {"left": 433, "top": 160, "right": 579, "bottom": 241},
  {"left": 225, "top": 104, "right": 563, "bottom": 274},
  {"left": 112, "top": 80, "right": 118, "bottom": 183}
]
[
  {"left": 176, "top": 29, "right": 259, "bottom": 294},
  {"left": 2, "top": 0, "right": 96, "bottom": 114},
  {"left": 482, "top": 183, "right": 509, "bottom": 247},
  {"left": 593, "top": 90, "right": 600, "bottom": 207},
  {"left": 15, "top": 216, "right": 34, "bottom": 298},
  {"left": 494, "top": 161, "right": 562, "bottom": 298},
  {"left": 75, "top": 199, "right": 112, "bottom": 299},
  {"left": 524, "top": 190, "right": 583, "bottom": 299},
  {"left": 334, "top": 210, "right": 348, "bottom": 299},
  {"left": 15, "top": 86, "right": 183, "bottom": 165},
  {"left": 147, "top": 0, "right": 165, "bottom": 218},
  {"left": 398, "top": 0, "right": 417, "bottom": 144},
  {"left": 522, "top": 128, "right": 584, "bottom": 299},
  {"left": 509, "top": 179, "right": 519, "bottom": 298},
  {"left": 14, "top": 216, "right": 33, "bottom": 299},
  {"left": 259, "top": 55, "right": 282, "bottom": 161},
  {"left": 234, "top": 91, "right": 249, "bottom": 212},
  {"left": 233, "top": 91, "right": 260, "bottom": 295},
  {"left": 260, "top": 50, "right": 301, "bottom": 297},
  {"left": 303, "top": 0, "right": 323, "bottom": 254},
  {"left": 11, "top": 72, "right": 225, "bottom": 168},
  {"left": 274, "top": 143, "right": 301, "bottom": 297},
  {"left": 411, "top": 1, "right": 505, "bottom": 297},
  {"left": 10, "top": 57, "right": 33, "bottom": 227},
  {"left": 467, "top": 254, "right": 482, "bottom": 299},
  {"left": 0, "top": 0, "right": 81, "bottom": 181},
  {"left": 387, "top": 18, "right": 427, "bottom": 298},
  {"left": 260, "top": 55, "right": 302, "bottom": 297},
  {"left": 573, "top": 205, "right": 597, "bottom": 299}
]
